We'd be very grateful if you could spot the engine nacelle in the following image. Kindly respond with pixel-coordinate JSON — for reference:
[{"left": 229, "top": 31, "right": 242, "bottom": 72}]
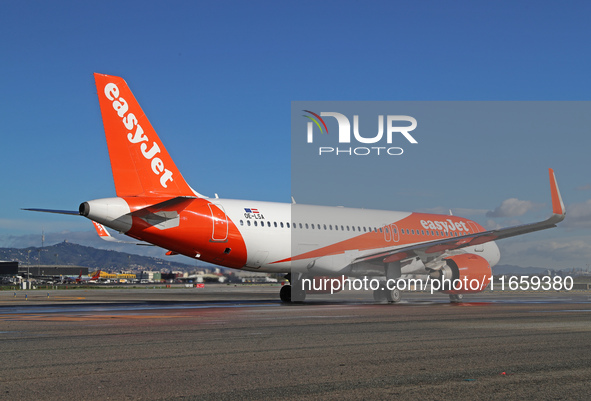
[
  {"left": 429, "top": 254, "right": 491, "bottom": 294},
  {"left": 79, "top": 197, "right": 132, "bottom": 233}
]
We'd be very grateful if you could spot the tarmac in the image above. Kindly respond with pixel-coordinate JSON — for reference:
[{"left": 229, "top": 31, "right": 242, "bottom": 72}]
[{"left": 1, "top": 286, "right": 590, "bottom": 400}]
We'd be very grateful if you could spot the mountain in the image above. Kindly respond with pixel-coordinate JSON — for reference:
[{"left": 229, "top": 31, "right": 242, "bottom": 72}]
[
  {"left": 1, "top": 242, "right": 571, "bottom": 276},
  {"left": 0, "top": 241, "right": 203, "bottom": 272},
  {"left": 492, "top": 264, "right": 555, "bottom": 275}
]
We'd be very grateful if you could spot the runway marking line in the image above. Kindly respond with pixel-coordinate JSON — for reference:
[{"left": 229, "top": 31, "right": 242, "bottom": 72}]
[{"left": 0, "top": 313, "right": 183, "bottom": 322}]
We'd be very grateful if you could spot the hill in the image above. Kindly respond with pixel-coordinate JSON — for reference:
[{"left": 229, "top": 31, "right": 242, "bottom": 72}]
[
  {"left": 0, "top": 241, "right": 201, "bottom": 272},
  {"left": 492, "top": 264, "right": 554, "bottom": 276}
]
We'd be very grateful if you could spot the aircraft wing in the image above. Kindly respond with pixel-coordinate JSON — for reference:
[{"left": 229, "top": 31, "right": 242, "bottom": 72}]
[{"left": 353, "top": 168, "right": 565, "bottom": 266}]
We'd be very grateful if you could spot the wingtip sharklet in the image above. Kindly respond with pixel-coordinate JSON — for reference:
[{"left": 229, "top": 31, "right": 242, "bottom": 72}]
[{"left": 549, "top": 168, "right": 566, "bottom": 219}]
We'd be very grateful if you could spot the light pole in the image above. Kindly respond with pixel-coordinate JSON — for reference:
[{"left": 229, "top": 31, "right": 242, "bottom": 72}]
[{"left": 27, "top": 251, "right": 30, "bottom": 289}]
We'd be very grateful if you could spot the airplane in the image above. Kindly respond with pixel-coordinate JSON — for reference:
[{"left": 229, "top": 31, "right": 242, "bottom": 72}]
[
  {"left": 25, "top": 73, "right": 566, "bottom": 303},
  {"left": 74, "top": 269, "right": 101, "bottom": 283}
]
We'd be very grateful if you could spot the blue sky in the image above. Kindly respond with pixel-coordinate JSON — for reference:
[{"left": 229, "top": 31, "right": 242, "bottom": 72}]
[{"left": 1, "top": 1, "right": 590, "bottom": 268}]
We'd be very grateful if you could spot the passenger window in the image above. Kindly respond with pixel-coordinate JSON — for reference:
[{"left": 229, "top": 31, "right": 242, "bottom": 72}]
[
  {"left": 287, "top": 223, "right": 290, "bottom": 228},
  {"left": 329, "top": 225, "right": 333, "bottom": 230},
  {"left": 324, "top": 224, "right": 327, "bottom": 230},
  {"left": 280, "top": 222, "right": 284, "bottom": 228},
  {"left": 341, "top": 225, "right": 344, "bottom": 231},
  {"left": 247, "top": 220, "right": 251, "bottom": 226},
  {"left": 254, "top": 221, "right": 258, "bottom": 227},
  {"left": 305, "top": 223, "right": 309, "bottom": 229},
  {"left": 240, "top": 220, "right": 244, "bottom": 226},
  {"left": 299, "top": 223, "right": 303, "bottom": 229},
  {"left": 421, "top": 230, "right": 424, "bottom": 235},
  {"left": 274, "top": 222, "right": 277, "bottom": 227},
  {"left": 379, "top": 228, "right": 383, "bottom": 233},
  {"left": 411, "top": 229, "right": 415, "bottom": 235},
  {"left": 347, "top": 226, "right": 350, "bottom": 231}
]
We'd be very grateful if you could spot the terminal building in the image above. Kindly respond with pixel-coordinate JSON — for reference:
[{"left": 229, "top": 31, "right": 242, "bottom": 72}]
[
  {"left": 0, "top": 261, "right": 19, "bottom": 276},
  {"left": 19, "top": 265, "right": 89, "bottom": 277},
  {"left": 0, "top": 261, "right": 89, "bottom": 280}
]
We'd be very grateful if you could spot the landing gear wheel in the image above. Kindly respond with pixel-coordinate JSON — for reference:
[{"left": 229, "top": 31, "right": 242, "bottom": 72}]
[
  {"left": 279, "top": 284, "right": 306, "bottom": 303},
  {"left": 386, "top": 288, "right": 401, "bottom": 303},
  {"left": 373, "top": 288, "right": 388, "bottom": 303},
  {"left": 449, "top": 293, "right": 464, "bottom": 303},
  {"left": 291, "top": 286, "right": 306, "bottom": 303},
  {"left": 280, "top": 285, "right": 291, "bottom": 303}
]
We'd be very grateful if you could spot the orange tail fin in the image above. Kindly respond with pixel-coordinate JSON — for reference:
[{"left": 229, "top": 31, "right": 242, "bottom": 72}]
[{"left": 94, "top": 73, "right": 198, "bottom": 198}]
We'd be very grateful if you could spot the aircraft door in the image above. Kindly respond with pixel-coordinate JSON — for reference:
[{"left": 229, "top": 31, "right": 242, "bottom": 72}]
[
  {"left": 208, "top": 203, "right": 228, "bottom": 242},
  {"left": 467, "top": 221, "right": 484, "bottom": 252}
]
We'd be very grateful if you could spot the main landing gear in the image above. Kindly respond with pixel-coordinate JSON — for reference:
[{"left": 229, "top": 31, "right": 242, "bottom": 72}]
[
  {"left": 280, "top": 274, "right": 306, "bottom": 303},
  {"left": 372, "top": 287, "right": 401, "bottom": 303},
  {"left": 449, "top": 293, "right": 464, "bottom": 303}
]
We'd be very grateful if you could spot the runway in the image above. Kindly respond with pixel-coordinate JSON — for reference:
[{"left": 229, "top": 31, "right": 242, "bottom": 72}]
[{"left": 1, "top": 287, "right": 590, "bottom": 400}]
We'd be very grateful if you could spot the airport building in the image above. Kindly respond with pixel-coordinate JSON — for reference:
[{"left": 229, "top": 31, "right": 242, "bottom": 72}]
[
  {"left": 0, "top": 261, "right": 19, "bottom": 276},
  {"left": 1, "top": 262, "right": 88, "bottom": 278},
  {"left": 20, "top": 265, "right": 89, "bottom": 277}
]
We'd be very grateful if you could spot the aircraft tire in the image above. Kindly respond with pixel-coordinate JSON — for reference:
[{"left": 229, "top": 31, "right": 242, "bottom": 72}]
[
  {"left": 291, "top": 287, "right": 306, "bottom": 303},
  {"left": 386, "top": 288, "right": 401, "bottom": 303},
  {"left": 280, "top": 285, "right": 291, "bottom": 303},
  {"left": 373, "top": 288, "right": 388, "bottom": 303},
  {"left": 449, "top": 293, "right": 464, "bottom": 303}
]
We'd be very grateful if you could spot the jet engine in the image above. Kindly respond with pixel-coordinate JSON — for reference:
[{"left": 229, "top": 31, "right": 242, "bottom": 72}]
[{"left": 429, "top": 253, "right": 492, "bottom": 294}]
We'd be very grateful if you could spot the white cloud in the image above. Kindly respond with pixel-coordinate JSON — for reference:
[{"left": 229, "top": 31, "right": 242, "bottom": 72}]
[
  {"left": 562, "top": 199, "right": 591, "bottom": 229},
  {"left": 498, "top": 234, "right": 591, "bottom": 268},
  {"left": 486, "top": 198, "right": 541, "bottom": 218},
  {"left": 484, "top": 219, "right": 503, "bottom": 230},
  {"left": 417, "top": 207, "right": 487, "bottom": 216}
]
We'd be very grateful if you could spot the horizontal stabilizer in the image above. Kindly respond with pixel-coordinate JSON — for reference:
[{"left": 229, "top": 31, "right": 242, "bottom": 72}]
[
  {"left": 130, "top": 196, "right": 197, "bottom": 218},
  {"left": 23, "top": 208, "right": 79, "bottom": 215},
  {"left": 92, "top": 221, "right": 154, "bottom": 246}
]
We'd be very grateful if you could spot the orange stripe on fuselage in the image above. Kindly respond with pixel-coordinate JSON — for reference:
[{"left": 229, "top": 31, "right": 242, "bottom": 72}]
[{"left": 276, "top": 213, "right": 484, "bottom": 263}]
